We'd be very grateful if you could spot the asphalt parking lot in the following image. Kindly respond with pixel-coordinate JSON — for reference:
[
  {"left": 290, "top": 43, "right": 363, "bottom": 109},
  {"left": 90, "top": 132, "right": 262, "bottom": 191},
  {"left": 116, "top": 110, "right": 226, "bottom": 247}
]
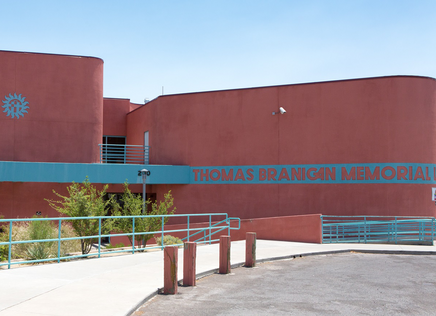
[{"left": 133, "top": 253, "right": 436, "bottom": 315}]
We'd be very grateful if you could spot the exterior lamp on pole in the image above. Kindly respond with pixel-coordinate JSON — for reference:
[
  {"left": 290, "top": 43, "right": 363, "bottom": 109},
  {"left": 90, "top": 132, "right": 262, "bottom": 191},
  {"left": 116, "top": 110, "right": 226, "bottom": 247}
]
[{"left": 138, "top": 169, "right": 151, "bottom": 214}]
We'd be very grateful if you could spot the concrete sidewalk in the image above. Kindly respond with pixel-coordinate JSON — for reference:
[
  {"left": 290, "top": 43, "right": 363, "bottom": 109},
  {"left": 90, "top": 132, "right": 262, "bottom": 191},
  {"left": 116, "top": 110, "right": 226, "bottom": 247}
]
[{"left": 1, "top": 240, "right": 436, "bottom": 316}]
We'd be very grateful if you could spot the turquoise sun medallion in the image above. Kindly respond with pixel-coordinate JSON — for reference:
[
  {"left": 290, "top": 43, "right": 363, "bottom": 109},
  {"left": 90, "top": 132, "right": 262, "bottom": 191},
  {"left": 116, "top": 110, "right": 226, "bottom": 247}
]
[{"left": 2, "top": 93, "right": 29, "bottom": 119}]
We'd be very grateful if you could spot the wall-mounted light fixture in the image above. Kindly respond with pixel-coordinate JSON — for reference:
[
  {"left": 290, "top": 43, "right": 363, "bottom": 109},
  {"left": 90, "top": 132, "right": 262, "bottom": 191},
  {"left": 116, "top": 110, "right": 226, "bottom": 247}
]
[{"left": 272, "top": 107, "right": 287, "bottom": 115}]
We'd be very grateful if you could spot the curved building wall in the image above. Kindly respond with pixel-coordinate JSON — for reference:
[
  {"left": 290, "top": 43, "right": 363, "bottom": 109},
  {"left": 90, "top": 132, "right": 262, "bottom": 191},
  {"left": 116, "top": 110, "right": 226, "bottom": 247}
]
[
  {"left": 0, "top": 51, "right": 103, "bottom": 163},
  {"left": 128, "top": 76, "right": 436, "bottom": 218}
]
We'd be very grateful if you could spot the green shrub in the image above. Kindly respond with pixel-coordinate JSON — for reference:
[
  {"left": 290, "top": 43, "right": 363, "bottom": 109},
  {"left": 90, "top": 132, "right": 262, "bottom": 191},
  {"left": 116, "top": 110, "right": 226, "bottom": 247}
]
[
  {"left": 112, "top": 184, "right": 176, "bottom": 248},
  {"left": 0, "top": 219, "right": 81, "bottom": 262},
  {"left": 24, "top": 218, "right": 57, "bottom": 261},
  {"left": 58, "top": 224, "right": 82, "bottom": 255},
  {"left": 9, "top": 222, "right": 31, "bottom": 259},
  {"left": 0, "top": 244, "right": 7, "bottom": 261},
  {"left": 0, "top": 218, "right": 8, "bottom": 262},
  {"left": 155, "top": 235, "right": 183, "bottom": 247},
  {"left": 47, "top": 177, "right": 116, "bottom": 254},
  {"left": 105, "top": 242, "right": 125, "bottom": 249}
]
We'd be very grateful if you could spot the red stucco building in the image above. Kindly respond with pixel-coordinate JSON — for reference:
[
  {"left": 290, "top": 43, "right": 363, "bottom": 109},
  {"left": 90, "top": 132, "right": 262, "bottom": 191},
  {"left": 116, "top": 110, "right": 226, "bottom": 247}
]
[{"left": 1, "top": 50, "right": 436, "bottom": 221}]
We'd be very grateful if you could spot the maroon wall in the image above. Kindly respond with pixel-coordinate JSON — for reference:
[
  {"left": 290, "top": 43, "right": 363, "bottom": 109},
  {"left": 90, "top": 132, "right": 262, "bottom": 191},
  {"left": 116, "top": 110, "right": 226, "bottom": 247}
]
[
  {"left": 231, "top": 214, "right": 322, "bottom": 243},
  {"left": 128, "top": 76, "right": 436, "bottom": 218},
  {"left": 0, "top": 51, "right": 103, "bottom": 163},
  {"left": 0, "top": 181, "right": 144, "bottom": 219},
  {"left": 0, "top": 182, "right": 71, "bottom": 218},
  {"left": 103, "top": 98, "right": 143, "bottom": 137},
  {"left": 103, "top": 98, "right": 130, "bottom": 136},
  {"left": 109, "top": 214, "right": 322, "bottom": 246}
]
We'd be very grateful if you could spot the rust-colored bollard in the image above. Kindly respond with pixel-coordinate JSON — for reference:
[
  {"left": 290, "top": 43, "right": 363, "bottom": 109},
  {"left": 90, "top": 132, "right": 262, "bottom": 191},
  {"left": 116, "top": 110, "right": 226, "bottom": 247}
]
[
  {"left": 245, "top": 232, "right": 256, "bottom": 267},
  {"left": 219, "top": 235, "right": 231, "bottom": 274},
  {"left": 183, "top": 242, "right": 197, "bottom": 286},
  {"left": 163, "top": 246, "right": 178, "bottom": 294}
]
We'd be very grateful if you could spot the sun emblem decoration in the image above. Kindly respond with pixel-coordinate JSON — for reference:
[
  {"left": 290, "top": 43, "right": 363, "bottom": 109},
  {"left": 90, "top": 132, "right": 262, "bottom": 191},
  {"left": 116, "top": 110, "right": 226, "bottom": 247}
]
[{"left": 2, "top": 93, "right": 29, "bottom": 119}]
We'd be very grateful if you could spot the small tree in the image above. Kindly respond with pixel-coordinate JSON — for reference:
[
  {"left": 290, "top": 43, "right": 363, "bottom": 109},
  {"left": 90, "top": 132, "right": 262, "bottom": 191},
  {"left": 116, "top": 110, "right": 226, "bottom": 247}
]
[
  {"left": 113, "top": 183, "right": 176, "bottom": 248},
  {"left": 46, "top": 178, "right": 115, "bottom": 254}
]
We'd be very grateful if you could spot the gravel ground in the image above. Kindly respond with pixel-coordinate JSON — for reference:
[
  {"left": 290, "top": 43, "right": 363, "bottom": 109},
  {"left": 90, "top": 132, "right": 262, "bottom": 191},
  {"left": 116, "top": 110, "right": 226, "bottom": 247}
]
[{"left": 132, "top": 253, "right": 436, "bottom": 316}]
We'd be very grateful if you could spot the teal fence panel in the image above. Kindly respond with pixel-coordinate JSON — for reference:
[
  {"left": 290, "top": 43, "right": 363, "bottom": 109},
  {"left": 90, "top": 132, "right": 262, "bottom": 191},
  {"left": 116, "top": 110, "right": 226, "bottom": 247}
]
[
  {"left": 0, "top": 213, "right": 240, "bottom": 269},
  {"left": 321, "top": 215, "right": 435, "bottom": 245}
]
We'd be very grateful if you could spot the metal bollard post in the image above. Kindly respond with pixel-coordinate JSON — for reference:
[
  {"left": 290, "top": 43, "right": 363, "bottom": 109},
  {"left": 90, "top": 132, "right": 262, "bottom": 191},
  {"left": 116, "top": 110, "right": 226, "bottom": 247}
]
[
  {"left": 164, "top": 246, "right": 178, "bottom": 294},
  {"left": 245, "top": 232, "right": 256, "bottom": 267},
  {"left": 183, "top": 242, "right": 197, "bottom": 286},
  {"left": 219, "top": 235, "right": 231, "bottom": 274}
]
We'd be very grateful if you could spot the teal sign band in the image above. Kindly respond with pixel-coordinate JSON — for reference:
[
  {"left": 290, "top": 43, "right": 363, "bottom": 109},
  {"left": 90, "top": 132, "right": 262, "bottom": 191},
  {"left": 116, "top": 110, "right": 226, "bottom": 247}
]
[
  {"left": 191, "top": 163, "right": 436, "bottom": 184},
  {"left": 2, "top": 162, "right": 436, "bottom": 185},
  {"left": 0, "top": 161, "right": 190, "bottom": 184}
]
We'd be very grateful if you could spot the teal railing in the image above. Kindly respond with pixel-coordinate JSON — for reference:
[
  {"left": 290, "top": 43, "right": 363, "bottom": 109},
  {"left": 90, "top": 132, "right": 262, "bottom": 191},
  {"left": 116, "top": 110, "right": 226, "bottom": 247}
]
[
  {"left": 0, "top": 213, "right": 240, "bottom": 269},
  {"left": 321, "top": 215, "right": 435, "bottom": 245},
  {"left": 98, "top": 144, "right": 149, "bottom": 164}
]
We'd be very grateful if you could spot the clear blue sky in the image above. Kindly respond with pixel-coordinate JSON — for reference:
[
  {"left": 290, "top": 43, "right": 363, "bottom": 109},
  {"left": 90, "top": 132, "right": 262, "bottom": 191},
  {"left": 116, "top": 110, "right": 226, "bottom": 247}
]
[{"left": 1, "top": 0, "right": 435, "bottom": 103}]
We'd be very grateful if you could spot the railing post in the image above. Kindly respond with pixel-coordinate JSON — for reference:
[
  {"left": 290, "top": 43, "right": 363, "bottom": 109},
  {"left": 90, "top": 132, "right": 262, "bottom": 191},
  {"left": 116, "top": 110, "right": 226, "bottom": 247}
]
[
  {"left": 8, "top": 221, "right": 12, "bottom": 269},
  {"left": 227, "top": 215, "right": 230, "bottom": 236},
  {"left": 164, "top": 246, "right": 178, "bottom": 294},
  {"left": 245, "top": 232, "right": 256, "bottom": 268},
  {"left": 219, "top": 235, "right": 231, "bottom": 274},
  {"left": 432, "top": 218, "right": 435, "bottom": 244},
  {"left": 364, "top": 217, "right": 367, "bottom": 243},
  {"left": 187, "top": 216, "right": 190, "bottom": 242},
  {"left": 418, "top": 221, "right": 421, "bottom": 241},
  {"left": 183, "top": 242, "right": 196, "bottom": 286},
  {"left": 58, "top": 219, "right": 62, "bottom": 263},
  {"left": 358, "top": 224, "right": 360, "bottom": 243},
  {"left": 209, "top": 215, "right": 212, "bottom": 245},
  {"left": 161, "top": 215, "right": 165, "bottom": 250},
  {"left": 320, "top": 215, "right": 323, "bottom": 243},
  {"left": 98, "top": 218, "right": 102, "bottom": 258},
  {"left": 132, "top": 217, "right": 135, "bottom": 254}
]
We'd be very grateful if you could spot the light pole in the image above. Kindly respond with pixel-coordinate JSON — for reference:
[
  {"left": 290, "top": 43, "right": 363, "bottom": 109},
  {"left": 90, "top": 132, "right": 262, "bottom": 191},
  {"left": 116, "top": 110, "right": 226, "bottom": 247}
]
[{"left": 138, "top": 169, "right": 151, "bottom": 214}]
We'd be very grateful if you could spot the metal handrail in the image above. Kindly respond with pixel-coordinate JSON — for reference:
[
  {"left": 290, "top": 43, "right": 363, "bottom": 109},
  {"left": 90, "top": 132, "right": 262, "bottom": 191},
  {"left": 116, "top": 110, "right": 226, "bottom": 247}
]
[
  {"left": 98, "top": 144, "right": 149, "bottom": 164},
  {"left": 0, "top": 213, "right": 240, "bottom": 269},
  {"left": 182, "top": 217, "right": 241, "bottom": 244},
  {"left": 321, "top": 215, "right": 435, "bottom": 245}
]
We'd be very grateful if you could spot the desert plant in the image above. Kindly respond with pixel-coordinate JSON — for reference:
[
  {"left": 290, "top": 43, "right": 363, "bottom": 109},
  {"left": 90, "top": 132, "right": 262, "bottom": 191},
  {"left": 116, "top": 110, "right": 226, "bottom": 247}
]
[
  {"left": 0, "top": 219, "right": 81, "bottom": 263},
  {"left": 8, "top": 222, "right": 31, "bottom": 259},
  {"left": 0, "top": 220, "right": 52, "bottom": 261},
  {"left": 155, "top": 235, "right": 183, "bottom": 246},
  {"left": 112, "top": 183, "right": 176, "bottom": 248},
  {"left": 26, "top": 242, "right": 52, "bottom": 261},
  {"left": 46, "top": 177, "right": 116, "bottom": 254},
  {"left": 24, "top": 218, "right": 57, "bottom": 261}
]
